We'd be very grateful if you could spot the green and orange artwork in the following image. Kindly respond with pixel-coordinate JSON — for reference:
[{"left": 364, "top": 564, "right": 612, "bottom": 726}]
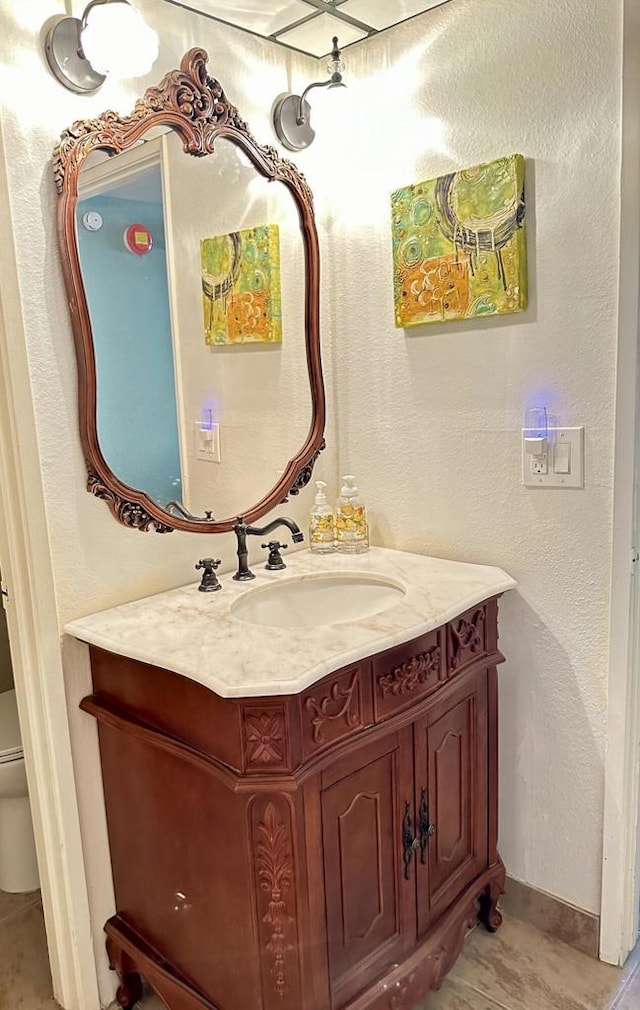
[
  {"left": 391, "top": 154, "right": 527, "bottom": 327},
  {"left": 201, "top": 224, "right": 282, "bottom": 345}
]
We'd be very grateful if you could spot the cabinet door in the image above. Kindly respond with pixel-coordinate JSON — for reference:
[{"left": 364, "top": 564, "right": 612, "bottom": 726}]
[
  {"left": 320, "top": 729, "right": 415, "bottom": 1008},
  {"left": 414, "top": 670, "right": 488, "bottom": 935}
]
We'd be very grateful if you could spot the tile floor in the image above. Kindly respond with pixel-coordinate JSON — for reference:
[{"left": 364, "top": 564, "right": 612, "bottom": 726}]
[
  {"left": 0, "top": 888, "right": 57, "bottom": 1009},
  {"left": 3, "top": 887, "right": 640, "bottom": 1010}
]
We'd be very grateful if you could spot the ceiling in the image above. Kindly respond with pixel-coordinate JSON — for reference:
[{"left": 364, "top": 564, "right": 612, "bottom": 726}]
[{"left": 161, "top": 0, "right": 452, "bottom": 58}]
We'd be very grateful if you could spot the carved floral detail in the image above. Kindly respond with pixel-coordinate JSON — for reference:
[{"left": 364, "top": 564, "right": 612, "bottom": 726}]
[
  {"left": 450, "top": 609, "right": 485, "bottom": 669},
  {"left": 378, "top": 647, "right": 441, "bottom": 698},
  {"left": 54, "top": 49, "right": 314, "bottom": 208},
  {"left": 256, "top": 803, "right": 294, "bottom": 999},
  {"left": 282, "top": 441, "right": 326, "bottom": 501},
  {"left": 304, "top": 671, "right": 359, "bottom": 744},
  {"left": 55, "top": 50, "right": 241, "bottom": 191},
  {"left": 243, "top": 710, "right": 287, "bottom": 768},
  {"left": 87, "top": 472, "right": 173, "bottom": 534}
]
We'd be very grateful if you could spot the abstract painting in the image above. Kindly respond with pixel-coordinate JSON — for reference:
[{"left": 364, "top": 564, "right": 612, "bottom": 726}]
[
  {"left": 201, "top": 224, "right": 282, "bottom": 345},
  {"left": 391, "top": 154, "right": 527, "bottom": 327}
]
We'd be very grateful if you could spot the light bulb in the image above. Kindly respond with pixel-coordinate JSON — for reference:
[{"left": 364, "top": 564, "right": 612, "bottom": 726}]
[{"left": 81, "top": 1, "right": 159, "bottom": 79}]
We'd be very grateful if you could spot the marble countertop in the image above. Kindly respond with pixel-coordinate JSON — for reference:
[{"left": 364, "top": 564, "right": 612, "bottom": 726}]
[{"left": 65, "top": 547, "right": 516, "bottom": 699}]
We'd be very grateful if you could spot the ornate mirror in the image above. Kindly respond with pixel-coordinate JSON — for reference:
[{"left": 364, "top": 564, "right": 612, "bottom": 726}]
[{"left": 54, "top": 49, "right": 325, "bottom": 533}]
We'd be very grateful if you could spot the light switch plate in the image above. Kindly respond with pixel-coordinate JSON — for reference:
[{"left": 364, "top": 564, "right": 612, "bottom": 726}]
[
  {"left": 195, "top": 421, "right": 221, "bottom": 463},
  {"left": 522, "top": 426, "right": 584, "bottom": 488}
]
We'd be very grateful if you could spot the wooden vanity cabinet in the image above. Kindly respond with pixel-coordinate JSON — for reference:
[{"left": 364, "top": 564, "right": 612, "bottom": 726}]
[
  {"left": 81, "top": 596, "right": 506, "bottom": 1010},
  {"left": 318, "top": 669, "right": 488, "bottom": 1008}
]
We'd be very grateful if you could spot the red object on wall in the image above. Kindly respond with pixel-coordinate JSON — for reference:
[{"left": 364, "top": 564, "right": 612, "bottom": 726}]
[{"left": 124, "top": 223, "right": 153, "bottom": 256}]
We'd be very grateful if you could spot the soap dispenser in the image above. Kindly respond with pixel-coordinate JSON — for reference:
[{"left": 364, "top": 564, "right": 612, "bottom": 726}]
[
  {"left": 335, "top": 475, "right": 369, "bottom": 554},
  {"left": 309, "top": 480, "right": 336, "bottom": 553}
]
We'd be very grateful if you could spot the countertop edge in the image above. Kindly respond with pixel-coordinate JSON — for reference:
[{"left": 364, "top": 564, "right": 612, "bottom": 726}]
[{"left": 66, "top": 574, "right": 517, "bottom": 699}]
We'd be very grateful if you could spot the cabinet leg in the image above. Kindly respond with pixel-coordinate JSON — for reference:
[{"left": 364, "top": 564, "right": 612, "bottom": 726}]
[
  {"left": 107, "top": 935, "right": 144, "bottom": 1010},
  {"left": 479, "top": 885, "right": 502, "bottom": 932},
  {"left": 116, "top": 975, "right": 143, "bottom": 1010},
  {"left": 478, "top": 862, "right": 505, "bottom": 933}
]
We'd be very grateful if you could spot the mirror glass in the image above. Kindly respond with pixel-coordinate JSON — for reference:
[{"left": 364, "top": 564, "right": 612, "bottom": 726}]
[{"left": 76, "top": 131, "right": 311, "bottom": 523}]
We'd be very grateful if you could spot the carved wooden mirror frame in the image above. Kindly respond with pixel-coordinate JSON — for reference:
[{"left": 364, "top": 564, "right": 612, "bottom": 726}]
[{"left": 54, "top": 48, "right": 325, "bottom": 534}]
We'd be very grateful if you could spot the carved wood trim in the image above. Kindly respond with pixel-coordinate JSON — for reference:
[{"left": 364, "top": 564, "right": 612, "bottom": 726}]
[
  {"left": 378, "top": 647, "right": 441, "bottom": 698},
  {"left": 242, "top": 707, "right": 289, "bottom": 772},
  {"left": 338, "top": 792, "right": 385, "bottom": 941},
  {"left": 285, "top": 440, "right": 326, "bottom": 498},
  {"left": 54, "top": 48, "right": 325, "bottom": 534},
  {"left": 304, "top": 670, "right": 360, "bottom": 744},
  {"left": 105, "top": 916, "right": 221, "bottom": 1010},
  {"left": 449, "top": 608, "right": 486, "bottom": 671},
  {"left": 88, "top": 470, "right": 174, "bottom": 534},
  {"left": 250, "top": 796, "right": 302, "bottom": 1008},
  {"left": 345, "top": 860, "right": 505, "bottom": 1010},
  {"left": 433, "top": 729, "right": 465, "bottom": 862},
  {"left": 479, "top": 868, "right": 505, "bottom": 932},
  {"left": 257, "top": 803, "right": 293, "bottom": 997},
  {"left": 106, "top": 931, "right": 143, "bottom": 1010},
  {"left": 80, "top": 694, "right": 235, "bottom": 787},
  {"left": 487, "top": 666, "right": 500, "bottom": 865}
]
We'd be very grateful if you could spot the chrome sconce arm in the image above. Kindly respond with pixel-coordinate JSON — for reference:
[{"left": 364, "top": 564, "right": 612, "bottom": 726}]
[{"left": 273, "top": 36, "right": 346, "bottom": 151}]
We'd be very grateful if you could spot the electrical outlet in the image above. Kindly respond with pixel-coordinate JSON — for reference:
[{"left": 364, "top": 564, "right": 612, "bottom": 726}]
[
  {"left": 531, "top": 455, "right": 548, "bottom": 475},
  {"left": 522, "top": 427, "right": 584, "bottom": 488},
  {"left": 195, "top": 421, "right": 221, "bottom": 463}
]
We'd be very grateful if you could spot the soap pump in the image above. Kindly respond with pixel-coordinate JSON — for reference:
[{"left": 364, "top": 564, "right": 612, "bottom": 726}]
[
  {"left": 309, "top": 480, "right": 336, "bottom": 553},
  {"left": 335, "top": 474, "right": 369, "bottom": 554}
]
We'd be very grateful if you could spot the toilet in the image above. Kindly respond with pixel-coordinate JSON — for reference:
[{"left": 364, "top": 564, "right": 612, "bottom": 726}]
[{"left": 0, "top": 689, "right": 39, "bottom": 892}]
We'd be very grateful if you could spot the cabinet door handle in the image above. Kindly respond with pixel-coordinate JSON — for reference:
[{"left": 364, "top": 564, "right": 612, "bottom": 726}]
[
  {"left": 419, "top": 787, "right": 436, "bottom": 863},
  {"left": 402, "top": 801, "right": 418, "bottom": 880}
]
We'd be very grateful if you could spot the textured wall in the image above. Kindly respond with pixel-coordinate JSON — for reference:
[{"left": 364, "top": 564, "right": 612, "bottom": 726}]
[
  {"left": 0, "top": 0, "right": 626, "bottom": 1000},
  {"left": 307, "top": 0, "right": 623, "bottom": 914},
  {"left": 0, "top": 0, "right": 329, "bottom": 620},
  {"left": 0, "top": 2, "right": 331, "bottom": 1001}
]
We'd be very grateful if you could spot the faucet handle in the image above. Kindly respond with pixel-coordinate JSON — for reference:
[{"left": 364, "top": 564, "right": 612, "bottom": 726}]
[
  {"left": 195, "top": 558, "right": 222, "bottom": 592},
  {"left": 261, "top": 541, "right": 288, "bottom": 571}
]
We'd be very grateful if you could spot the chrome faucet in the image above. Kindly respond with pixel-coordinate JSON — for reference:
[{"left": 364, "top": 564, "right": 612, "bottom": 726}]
[{"left": 233, "top": 516, "right": 304, "bottom": 581}]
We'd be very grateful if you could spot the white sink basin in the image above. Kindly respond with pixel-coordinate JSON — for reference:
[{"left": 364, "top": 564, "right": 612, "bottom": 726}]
[{"left": 230, "top": 572, "right": 406, "bottom": 628}]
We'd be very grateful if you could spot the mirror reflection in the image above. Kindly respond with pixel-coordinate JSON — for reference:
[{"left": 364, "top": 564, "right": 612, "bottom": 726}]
[{"left": 76, "top": 131, "right": 311, "bottom": 522}]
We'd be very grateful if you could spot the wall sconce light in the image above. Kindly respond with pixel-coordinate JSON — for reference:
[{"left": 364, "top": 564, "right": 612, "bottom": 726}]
[
  {"left": 44, "top": 0, "right": 159, "bottom": 95},
  {"left": 273, "top": 36, "right": 346, "bottom": 151}
]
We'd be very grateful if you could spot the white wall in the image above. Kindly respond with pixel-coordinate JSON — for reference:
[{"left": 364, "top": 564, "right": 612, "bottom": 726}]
[
  {"left": 0, "top": 0, "right": 631, "bottom": 1002},
  {"left": 0, "top": 1, "right": 333, "bottom": 1003},
  {"left": 310, "top": 0, "right": 623, "bottom": 914}
]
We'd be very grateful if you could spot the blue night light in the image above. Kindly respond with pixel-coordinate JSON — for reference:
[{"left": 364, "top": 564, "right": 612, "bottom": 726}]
[{"left": 523, "top": 406, "right": 548, "bottom": 454}]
